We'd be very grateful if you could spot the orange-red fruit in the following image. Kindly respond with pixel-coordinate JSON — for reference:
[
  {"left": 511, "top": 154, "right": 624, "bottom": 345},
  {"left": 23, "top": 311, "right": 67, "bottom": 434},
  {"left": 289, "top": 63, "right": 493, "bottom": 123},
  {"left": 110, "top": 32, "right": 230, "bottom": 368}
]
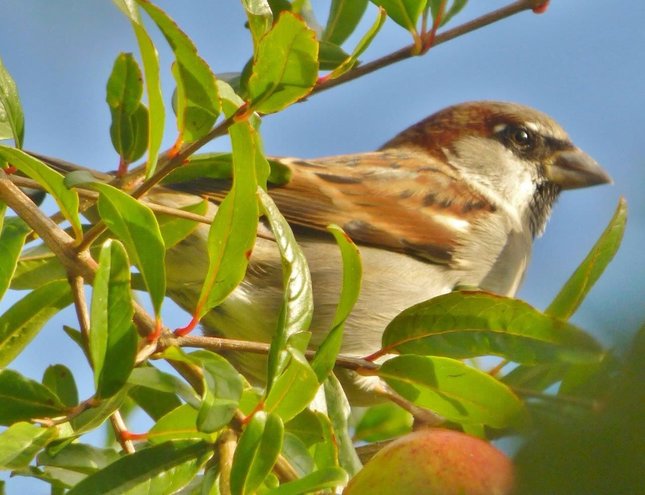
[{"left": 344, "top": 429, "right": 514, "bottom": 495}]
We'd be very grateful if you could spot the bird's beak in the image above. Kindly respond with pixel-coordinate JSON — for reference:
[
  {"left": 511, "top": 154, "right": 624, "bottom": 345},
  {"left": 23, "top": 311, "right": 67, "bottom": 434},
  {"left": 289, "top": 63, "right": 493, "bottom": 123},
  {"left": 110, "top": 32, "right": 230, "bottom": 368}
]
[{"left": 546, "top": 148, "right": 612, "bottom": 190}]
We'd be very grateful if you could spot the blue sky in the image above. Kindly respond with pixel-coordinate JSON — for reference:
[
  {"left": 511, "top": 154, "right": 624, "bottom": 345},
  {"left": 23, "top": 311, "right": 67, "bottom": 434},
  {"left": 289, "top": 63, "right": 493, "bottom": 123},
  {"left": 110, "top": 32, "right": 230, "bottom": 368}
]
[{"left": 1, "top": 1, "right": 644, "bottom": 491}]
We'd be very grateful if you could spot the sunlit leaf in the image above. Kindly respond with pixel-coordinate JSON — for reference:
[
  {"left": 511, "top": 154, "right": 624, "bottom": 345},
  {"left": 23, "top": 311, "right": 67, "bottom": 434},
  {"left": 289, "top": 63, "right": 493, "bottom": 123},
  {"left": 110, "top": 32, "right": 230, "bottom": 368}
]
[
  {"left": 0, "top": 215, "right": 31, "bottom": 300},
  {"left": 0, "top": 422, "right": 57, "bottom": 470},
  {"left": 547, "top": 198, "right": 627, "bottom": 319},
  {"left": 42, "top": 364, "right": 78, "bottom": 408},
  {"left": 138, "top": 0, "right": 220, "bottom": 143},
  {"left": 382, "top": 291, "right": 604, "bottom": 364},
  {"left": 90, "top": 240, "right": 137, "bottom": 398},
  {"left": 0, "top": 56, "right": 24, "bottom": 147},
  {"left": 266, "top": 466, "right": 348, "bottom": 495},
  {"left": 324, "top": 0, "right": 369, "bottom": 45},
  {"left": 248, "top": 12, "right": 319, "bottom": 113},
  {"left": 371, "top": 0, "right": 425, "bottom": 32},
  {"left": 0, "top": 280, "right": 72, "bottom": 368},
  {"left": 379, "top": 355, "right": 527, "bottom": 428},
  {"left": 242, "top": 0, "right": 273, "bottom": 50},
  {"left": 0, "top": 146, "right": 82, "bottom": 240}
]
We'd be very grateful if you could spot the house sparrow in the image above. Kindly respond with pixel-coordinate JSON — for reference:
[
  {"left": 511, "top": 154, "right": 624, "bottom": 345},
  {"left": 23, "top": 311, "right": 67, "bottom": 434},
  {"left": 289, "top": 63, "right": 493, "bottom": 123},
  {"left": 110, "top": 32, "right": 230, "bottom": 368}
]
[{"left": 160, "top": 101, "right": 611, "bottom": 399}]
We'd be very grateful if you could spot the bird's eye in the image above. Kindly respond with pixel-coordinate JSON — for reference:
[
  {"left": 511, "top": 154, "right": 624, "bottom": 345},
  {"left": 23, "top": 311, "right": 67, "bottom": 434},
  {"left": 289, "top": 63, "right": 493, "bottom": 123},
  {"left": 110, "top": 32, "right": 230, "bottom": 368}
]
[{"left": 510, "top": 127, "right": 533, "bottom": 147}]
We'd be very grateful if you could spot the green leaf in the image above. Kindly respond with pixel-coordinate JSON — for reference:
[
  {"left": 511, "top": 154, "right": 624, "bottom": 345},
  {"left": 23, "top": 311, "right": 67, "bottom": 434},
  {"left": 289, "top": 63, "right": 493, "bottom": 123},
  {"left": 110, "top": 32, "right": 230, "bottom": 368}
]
[
  {"left": 89, "top": 182, "right": 166, "bottom": 317},
  {"left": 322, "top": 374, "right": 361, "bottom": 475},
  {"left": 267, "top": 466, "right": 348, "bottom": 495},
  {"left": 106, "top": 53, "right": 149, "bottom": 165},
  {"left": 265, "top": 349, "right": 319, "bottom": 422},
  {"left": 90, "top": 240, "right": 137, "bottom": 398},
  {"left": 312, "top": 225, "right": 362, "bottom": 382},
  {"left": 242, "top": 0, "right": 274, "bottom": 50},
  {"left": 328, "top": 7, "right": 387, "bottom": 79},
  {"left": 324, "top": 0, "right": 369, "bottom": 45},
  {"left": 38, "top": 443, "right": 119, "bottom": 475},
  {"left": 0, "top": 56, "right": 25, "bottom": 147},
  {"left": 379, "top": 355, "right": 526, "bottom": 428},
  {"left": 0, "top": 369, "right": 67, "bottom": 425},
  {"left": 195, "top": 122, "right": 262, "bottom": 319},
  {"left": 354, "top": 402, "right": 413, "bottom": 442},
  {"left": 258, "top": 188, "right": 313, "bottom": 389},
  {"left": 547, "top": 198, "right": 627, "bottom": 319},
  {"left": 138, "top": 0, "right": 220, "bottom": 144},
  {"left": 148, "top": 404, "right": 214, "bottom": 444},
  {"left": 112, "top": 0, "right": 164, "bottom": 177},
  {"left": 42, "top": 365, "right": 79, "bottom": 408},
  {"left": 318, "top": 41, "right": 351, "bottom": 71},
  {"left": 0, "top": 216, "right": 31, "bottom": 300},
  {"left": 230, "top": 412, "right": 284, "bottom": 495},
  {"left": 382, "top": 291, "right": 604, "bottom": 365},
  {"left": 431, "top": 0, "right": 468, "bottom": 26},
  {"left": 248, "top": 12, "right": 319, "bottom": 113},
  {"left": 0, "top": 423, "right": 57, "bottom": 470},
  {"left": 66, "top": 440, "right": 212, "bottom": 495},
  {"left": 70, "top": 388, "right": 128, "bottom": 435},
  {"left": 11, "top": 247, "right": 67, "bottom": 290},
  {"left": 0, "top": 146, "right": 82, "bottom": 240},
  {"left": 0, "top": 280, "right": 73, "bottom": 368},
  {"left": 371, "top": 0, "right": 425, "bottom": 32},
  {"left": 156, "top": 196, "right": 208, "bottom": 248},
  {"left": 127, "top": 365, "right": 200, "bottom": 408},
  {"left": 128, "top": 384, "right": 182, "bottom": 421},
  {"left": 191, "top": 350, "right": 244, "bottom": 433}
]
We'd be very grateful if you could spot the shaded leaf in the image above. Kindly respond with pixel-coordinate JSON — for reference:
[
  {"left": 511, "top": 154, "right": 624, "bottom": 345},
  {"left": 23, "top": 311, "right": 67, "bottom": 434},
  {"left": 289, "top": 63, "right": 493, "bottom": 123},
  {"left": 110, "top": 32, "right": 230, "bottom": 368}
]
[
  {"left": 106, "top": 53, "right": 149, "bottom": 165},
  {"left": 66, "top": 440, "right": 211, "bottom": 495},
  {"left": 70, "top": 388, "right": 128, "bottom": 435},
  {"left": 243, "top": 0, "right": 273, "bottom": 50},
  {"left": 0, "top": 369, "right": 67, "bottom": 425},
  {"left": 354, "top": 402, "right": 413, "bottom": 442},
  {"left": 89, "top": 182, "right": 166, "bottom": 317},
  {"left": 148, "top": 404, "right": 214, "bottom": 444},
  {"left": 382, "top": 291, "right": 604, "bottom": 365},
  {"left": 0, "top": 146, "right": 82, "bottom": 240},
  {"left": 0, "top": 280, "right": 73, "bottom": 368},
  {"left": 42, "top": 364, "right": 78, "bottom": 408},
  {"left": 0, "top": 56, "right": 24, "bottom": 147},
  {"left": 371, "top": 0, "right": 425, "bottom": 32},
  {"left": 127, "top": 365, "right": 199, "bottom": 408},
  {"left": 0, "top": 423, "right": 56, "bottom": 470},
  {"left": 230, "top": 412, "right": 284, "bottom": 495},
  {"left": 138, "top": 0, "right": 220, "bottom": 143},
  {"left": 547, "top": 198, "right": 627, "bottom": 319},
  {"left": 112, "top": 0, "right": 164, "bottom": 176},
  {"left": 379, "top": 355, "right": 526, "bottom": 428},
  {"left": 156, "top": 195, "right": 208, "bottom": 248},
  {"left": 90, "top": 240, "right": 137, "bottom": 398},
  {"left": 248, "top": 12, "right": 319, "bottom": 113}
]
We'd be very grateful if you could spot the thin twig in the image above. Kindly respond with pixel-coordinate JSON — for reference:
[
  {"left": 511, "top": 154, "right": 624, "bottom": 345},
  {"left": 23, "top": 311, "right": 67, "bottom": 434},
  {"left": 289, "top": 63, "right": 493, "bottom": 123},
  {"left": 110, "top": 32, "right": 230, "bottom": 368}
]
[{"left": 110, "top": 411, "right": 136, "bottom": 454}]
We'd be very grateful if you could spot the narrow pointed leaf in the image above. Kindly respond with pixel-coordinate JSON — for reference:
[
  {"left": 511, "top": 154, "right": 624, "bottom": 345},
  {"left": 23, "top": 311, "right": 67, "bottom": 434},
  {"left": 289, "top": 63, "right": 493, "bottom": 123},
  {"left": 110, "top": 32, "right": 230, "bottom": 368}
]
[
  {"left": 379, "top": 355, "right": 527, "bottom": 428},
  {"left": 248, "top": 12, "right": 319, "bottom": 113},
  {"left": 0, "top": 369, "right": 67, "bottom": 425},
  {"left": 0, "top": 215, "right": 31, "bottom": 300},
  {"left": 66, "top": 440, "right": 211, "bottom": 495},
  {"left": 138, "top": 0, "right": 220, "bottom": 143},
  {"left": 0, "top": 146, "right": 82, "bottom": 240},
  {"left": 230, "top": 412, "right": 284, "bottom": 495},
  {"left": 113, "top": 0, "right": 164, "bottom": 176},
  {"left": 0, "top": 422, "right": 57, "bottom": 470},
  {"left": 156, "top": 196, "right": 207, "bottom": 248},
  {"left": 312, "top": 224, "right": 361, "bottom": 382},
  {"left": 195, "top": 121, "right": 260, "bottom": 318},
  {"left": 382, "top": 291, "right": 604, "bottom": 364},
  {"left": 0, "top": 56, "right": 24, "bottom": 147},
  {"left": 0, "top": 280, "right": 72, "bottom": 367},
  {"left": 324, "top": 0, "right": 369, "bottom": 45},
  {"left": 547, "top": 198, "right": 627, "bottom": 319},
  {"left": 37, "top": 443, "right": 120, "bottom": 474},
  {"left": 89, "top": 182, "right": 166, "bottom": 317},
  {"left": 148, "top": 404, "right": 213, "bottom": 443},
  {"left": 90, "top": 240, "right": 137, "bottom": 398}
]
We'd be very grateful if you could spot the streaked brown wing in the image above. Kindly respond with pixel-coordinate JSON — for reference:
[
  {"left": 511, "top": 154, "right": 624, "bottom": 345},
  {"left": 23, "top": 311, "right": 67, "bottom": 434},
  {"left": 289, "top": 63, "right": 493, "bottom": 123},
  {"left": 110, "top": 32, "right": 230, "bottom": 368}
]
[{"left": 172, "top": 149, "right": 496, "bottom": 265}]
